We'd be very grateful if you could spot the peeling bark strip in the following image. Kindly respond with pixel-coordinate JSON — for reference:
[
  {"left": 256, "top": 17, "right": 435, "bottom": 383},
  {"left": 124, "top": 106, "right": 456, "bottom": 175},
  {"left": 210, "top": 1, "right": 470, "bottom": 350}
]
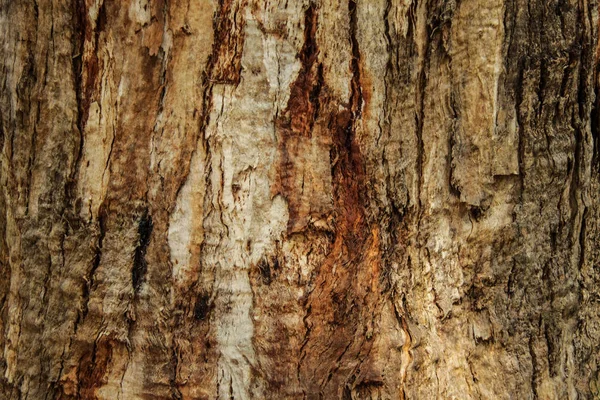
[{"left": 1, "top": 0, "right": 600, "bottom": 399}]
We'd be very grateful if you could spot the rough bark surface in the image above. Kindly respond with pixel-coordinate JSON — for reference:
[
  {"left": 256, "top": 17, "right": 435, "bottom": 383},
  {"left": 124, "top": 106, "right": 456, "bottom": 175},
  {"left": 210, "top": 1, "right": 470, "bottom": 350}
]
[{"left": 1, "top": 0, "right": 599, "bottom": 399}]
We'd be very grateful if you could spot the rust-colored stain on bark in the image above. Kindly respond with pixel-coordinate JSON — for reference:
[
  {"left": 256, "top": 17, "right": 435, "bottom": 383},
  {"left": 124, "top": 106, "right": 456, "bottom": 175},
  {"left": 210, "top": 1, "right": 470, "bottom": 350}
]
[
  {"left": 76, "top": 337, "right": 116, "bottom": 399},
  {"left": 274, "top": 4, "right": 328, "bottom": 233},
  {"left": 281, "top": 3, "right": 322, "bottom": 138},
  {"left": 208, "top": 0, "right": 246, "bottom": 84},
  {"left": 294, "top": 2, "right": 387, "bottom": 395}
]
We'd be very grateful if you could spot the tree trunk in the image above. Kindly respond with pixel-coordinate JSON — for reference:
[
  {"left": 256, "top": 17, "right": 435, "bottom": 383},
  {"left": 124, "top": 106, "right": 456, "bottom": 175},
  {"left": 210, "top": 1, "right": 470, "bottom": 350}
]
[{"left": 1, "top": 0, "right": 599, "bottom": 398}]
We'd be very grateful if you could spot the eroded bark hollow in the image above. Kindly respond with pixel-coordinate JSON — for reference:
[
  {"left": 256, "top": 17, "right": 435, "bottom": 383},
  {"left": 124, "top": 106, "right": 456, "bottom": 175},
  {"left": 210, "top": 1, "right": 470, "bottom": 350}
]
[{"left": 1, "top": 0, "right": 599, "bottom": 399}]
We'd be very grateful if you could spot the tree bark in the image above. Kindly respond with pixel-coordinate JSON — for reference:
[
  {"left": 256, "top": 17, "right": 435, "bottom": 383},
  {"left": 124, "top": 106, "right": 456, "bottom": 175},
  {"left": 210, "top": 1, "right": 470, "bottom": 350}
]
[{"left": 1, "top": 0, "right": 599, "bottom": 399}]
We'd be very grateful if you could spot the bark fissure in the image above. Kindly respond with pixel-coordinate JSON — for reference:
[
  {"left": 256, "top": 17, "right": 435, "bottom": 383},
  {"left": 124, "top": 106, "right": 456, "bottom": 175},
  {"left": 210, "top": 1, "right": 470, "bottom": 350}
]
[{"left": 132, "top": 210, "right": 153, "bottom": 292}]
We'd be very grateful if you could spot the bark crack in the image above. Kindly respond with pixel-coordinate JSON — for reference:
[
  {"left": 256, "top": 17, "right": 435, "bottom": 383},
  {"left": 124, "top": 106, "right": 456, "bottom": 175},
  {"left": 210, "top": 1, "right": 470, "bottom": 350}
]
[
  {"left": 132, "top": 209, "right": 153, "bottom": 292},
  {"left": 80, "top": 205, "right": 107, "bottom": 323}
]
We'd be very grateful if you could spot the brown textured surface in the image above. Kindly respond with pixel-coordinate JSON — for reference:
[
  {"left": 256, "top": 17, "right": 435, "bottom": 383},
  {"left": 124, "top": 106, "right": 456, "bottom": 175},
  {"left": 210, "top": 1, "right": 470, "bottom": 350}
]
[{"left": 1, "top": 0, "right": 600, "bottom": 399}]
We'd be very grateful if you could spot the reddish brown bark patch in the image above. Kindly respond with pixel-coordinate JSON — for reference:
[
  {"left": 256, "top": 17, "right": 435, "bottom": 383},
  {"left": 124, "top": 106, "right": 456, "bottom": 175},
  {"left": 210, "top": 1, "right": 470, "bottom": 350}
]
[
  {"left": 274, "top": 4, "right": 328, "bottom": 233},
  {"left": 281, "top": 3, "right": 322, "bottom": 138},
  {"left": 207, "top": 0, "right": 247, "bottom": 84},
  {"left": 295, "top": 2, "right": 387, "bottom": 395},
  {"left": 76, "top": 337, "right": 118, "bottom": 399}
]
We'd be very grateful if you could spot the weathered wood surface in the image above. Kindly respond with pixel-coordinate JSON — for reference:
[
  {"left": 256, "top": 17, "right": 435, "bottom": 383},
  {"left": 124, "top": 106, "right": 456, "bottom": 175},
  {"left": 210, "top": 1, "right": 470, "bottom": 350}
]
[{"left": 1, "top": 0, "right": 599, "bottom": 398}]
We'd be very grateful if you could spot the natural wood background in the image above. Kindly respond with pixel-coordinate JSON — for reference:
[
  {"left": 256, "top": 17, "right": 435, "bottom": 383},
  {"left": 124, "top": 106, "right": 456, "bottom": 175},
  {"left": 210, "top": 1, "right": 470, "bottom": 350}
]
[{"left": 1, "top": 0, "right": 599, "bottom": 398}]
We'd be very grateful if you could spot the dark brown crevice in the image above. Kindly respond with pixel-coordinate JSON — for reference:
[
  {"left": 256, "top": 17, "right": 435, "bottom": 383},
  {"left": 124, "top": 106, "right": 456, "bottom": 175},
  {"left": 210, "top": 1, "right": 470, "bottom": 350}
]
[
  {"left": 535, "top": 56, "right": 548, "bottom": 121},
  {"left": 169, "top": 346, "right": 182, "bottom": 400},
  {"left": 544, "top": 322, "right": 558, "bottom": 378},
  {"left": 279, "top": 2, "right": 321, "bottom": 138},
  {"left": 310, "top": 64, "right": 324, "bottom": 124},
  {"left": 433, "top": 1, "right": 460, "bottom": 202},
  {"left": 392, "top": 297, "right": 413, "bottom": 392},
  {"left": 80, "top": 0, "right": 107, "bottom": 130},
  {"left": 591, "top": 76, "right": 600, "bottom": 171},
  {"left": 331, "top": 0, "right": 365, "bottom": 223},
  {"left": 72, "top": 2, "right": 86, "bottom": 94},
  {"left": 132, "top": 210, "right": 153, "bottom": 292},
  {"left": 381, "top": 0, "right": 413, "bottom": 255},
  {"left": 348, "top": 0, "right": 362, "bottom": 118},
  {"left": 193, "top": 292, "right": 212, "bottom": 321},
  {"left": 19, "top": 51, "right": 37, "bottom": 217},
  {"left": 528, "top": 335, "right": 539, "bottom": 400},
  {"left": 592, "top": 0, "right": 600, "bottom": 171},
  {"left": 80, "top": 204, "right": 107, "bottom": 323},
  {"left": 0, "top": 108, "right": 4, "bottom": 155},
  {"left": 70, "top": 0, "right": 86, "bottom": 197},
  {"left": 152, "top": 0, "right": 172, "bottom": 145},
  {"left": 77, "top": 336, "right": 114, "bottom": 399},
  {"left": 274, "top": 2, "right": 323, "bottom": 232},
  {"left": 447, "top": 89, "right": 462, "bottom": 199},
  {"left": 500, "top": 0, "right": 524, "bottom": 199},
  {"left": 570, "top": 1, "right": 593, "bottom": 271},
  {"left": 256, "top": 257, "right": 273, "bottom": 285},
  {"left": 515, "top": 58, "right": 527, "bottom": 200},
  {"left": 578, "top": 206, "right": 587, "bottom": 272},
  {"left": 506, "top": 258, "right": 517, "bottom": 298},
  {"left": 324, "top": 0, "right": 366, "bottom": 241},
  {"left": 414, "top": 7, "right": 431, "bottom": 217},
  {"left": 381, "top": 0, "right": 393, "bottom": 146}
]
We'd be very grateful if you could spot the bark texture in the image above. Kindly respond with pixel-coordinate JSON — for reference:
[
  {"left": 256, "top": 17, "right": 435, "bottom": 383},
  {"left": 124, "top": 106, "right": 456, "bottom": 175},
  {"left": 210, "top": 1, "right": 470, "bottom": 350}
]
[{"left": 1, "top": 0, "right": 600, "bottom": 399}]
